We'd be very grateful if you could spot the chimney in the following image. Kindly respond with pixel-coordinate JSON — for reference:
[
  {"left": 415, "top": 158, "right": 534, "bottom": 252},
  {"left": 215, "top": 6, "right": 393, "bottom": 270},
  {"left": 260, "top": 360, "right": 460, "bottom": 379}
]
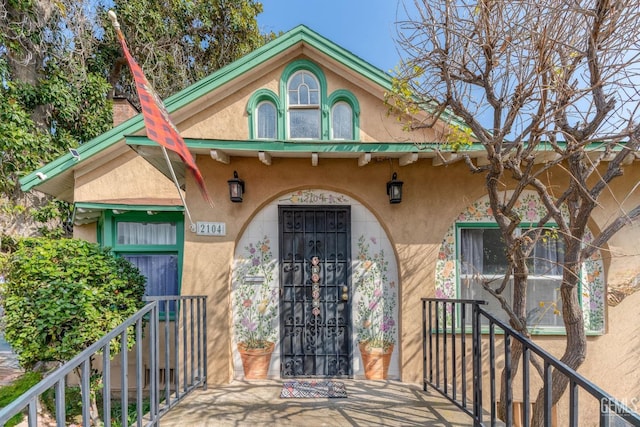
[{"left": 113, "top": 96, "right": 139, "bottom": 127}]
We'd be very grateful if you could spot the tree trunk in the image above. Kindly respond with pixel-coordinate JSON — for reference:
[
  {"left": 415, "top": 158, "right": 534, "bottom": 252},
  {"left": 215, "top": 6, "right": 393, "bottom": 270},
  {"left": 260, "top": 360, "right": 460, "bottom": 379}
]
[{"left": 530, "top": 250, "right": 586, "bottom": 426}]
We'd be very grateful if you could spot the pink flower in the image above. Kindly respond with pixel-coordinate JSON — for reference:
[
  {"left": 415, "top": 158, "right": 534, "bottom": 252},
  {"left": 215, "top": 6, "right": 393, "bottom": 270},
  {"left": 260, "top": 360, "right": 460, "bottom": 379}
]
[{"left": 243, "top": 299, "right": 252, "bottom": 307}]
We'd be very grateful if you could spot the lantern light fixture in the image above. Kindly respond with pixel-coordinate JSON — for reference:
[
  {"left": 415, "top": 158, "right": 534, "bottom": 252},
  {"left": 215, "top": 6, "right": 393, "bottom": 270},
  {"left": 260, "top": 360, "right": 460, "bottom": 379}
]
[
  {"left": 227, "top": 171, "right": 245, "bottom": 203},
  {"left": 386, "top": 172, "right": 403, "bottom": 204}
]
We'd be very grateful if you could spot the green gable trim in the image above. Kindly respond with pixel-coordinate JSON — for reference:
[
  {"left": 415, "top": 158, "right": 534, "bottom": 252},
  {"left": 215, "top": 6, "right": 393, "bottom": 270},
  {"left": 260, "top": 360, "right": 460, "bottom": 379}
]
[
  {"left": 20, "top": 25, "right": 401, "bottom": 193},
  {"left": 73, "top": 202, "right": 184, "bottom": 226},
  {"left": 20, "top": 113, "right": 146, "bottom": 192},
  {"left": 126, "top": 135, "right": 447, "bottom": 154},
  {"left": 127, "top": 135, "right": 632, "bottom": 155}
]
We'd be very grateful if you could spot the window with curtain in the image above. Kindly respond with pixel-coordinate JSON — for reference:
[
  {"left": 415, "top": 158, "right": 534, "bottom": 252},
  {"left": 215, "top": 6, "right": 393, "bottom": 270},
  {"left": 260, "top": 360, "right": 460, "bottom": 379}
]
[
  {"left": 287, "top": 70, "right": 320, "bottom": 139},
  {"left": 256, "top": 101, "right": 277, "bottom": 139},
  {"left": 331, "top": 101, "right": 353, "bottom": 140},
  {"left": 110, "top": 213, "right": 183, "bottom": 314},
  {"left": 459, "top": 227, "right": 565, "bottom": 329},
  {"left": 122, "top": 254, "right": 178, "bottom": 312}
]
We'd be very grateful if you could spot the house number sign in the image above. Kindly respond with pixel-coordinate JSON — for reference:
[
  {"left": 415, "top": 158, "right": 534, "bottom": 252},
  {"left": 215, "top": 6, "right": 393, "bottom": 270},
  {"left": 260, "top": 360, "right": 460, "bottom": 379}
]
[{"left": 196, "top": 221, "right": 226, "bottom": 236}]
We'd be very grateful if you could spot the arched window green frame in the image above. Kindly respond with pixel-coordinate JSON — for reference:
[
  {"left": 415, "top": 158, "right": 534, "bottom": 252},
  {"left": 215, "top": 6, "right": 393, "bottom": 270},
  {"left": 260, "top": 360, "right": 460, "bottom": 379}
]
[
  {"left": 280, "top": 60, "right": 328, "bottom": 140},
  {"left": 248, "top": 60, "right": 360, "bottom": 141},
  {"left": 247, "top": 89, "right": 283, "bottom": 140},
  {"left": 328, "top": 89, "right": 360, "bottom": 140}
]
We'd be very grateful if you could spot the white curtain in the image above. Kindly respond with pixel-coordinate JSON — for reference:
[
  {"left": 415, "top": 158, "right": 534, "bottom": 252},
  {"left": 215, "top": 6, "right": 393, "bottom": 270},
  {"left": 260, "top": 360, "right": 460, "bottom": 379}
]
[
  {"left": 532, "top": 235, "right": 564, "bottom": 276},
  {"left": 117, "top": 222, "right": 176, "bottom": 245},
  {"left": 459, "top": 228, "right": 564, "bottom": 328},
  {"left": 460, "top": 229, "right": 484, "bottom": 275}
]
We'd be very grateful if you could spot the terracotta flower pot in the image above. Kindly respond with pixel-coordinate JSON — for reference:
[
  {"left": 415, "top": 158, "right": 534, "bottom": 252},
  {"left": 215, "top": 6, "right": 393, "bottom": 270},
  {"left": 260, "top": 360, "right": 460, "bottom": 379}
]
[
  {"left": 238, "top": 341, "right": 275, "bottom": 379},
  {"left": 359, "top": 342, "right": 394, "bottom": 380}
]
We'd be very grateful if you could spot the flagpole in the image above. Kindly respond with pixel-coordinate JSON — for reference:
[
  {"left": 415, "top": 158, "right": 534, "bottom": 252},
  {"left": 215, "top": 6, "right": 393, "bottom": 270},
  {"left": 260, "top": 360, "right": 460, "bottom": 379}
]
[
  {"left": 161, "top": 146, "right": 196, "bottom": 230},
  {"left": 108, "top": 10, "right": 213, "bottom": 231}
]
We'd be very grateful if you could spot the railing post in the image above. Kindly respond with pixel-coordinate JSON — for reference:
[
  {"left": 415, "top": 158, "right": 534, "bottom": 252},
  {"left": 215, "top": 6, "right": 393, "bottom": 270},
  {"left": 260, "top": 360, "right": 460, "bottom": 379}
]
[
  {"left": 203, "top": 296, "right": 208, "bottom": 390},
  {"left": 428, "top": 300, "right": 433, "bottom": 385},
  {"left": 422, "top": 299, "right": 428, "bottom": 392},
  {"left": 504, "top": 332, "right": 513, "bottom": 426},
  {"left": 472, "top": 302, "right": 483, "bottom": 424}
]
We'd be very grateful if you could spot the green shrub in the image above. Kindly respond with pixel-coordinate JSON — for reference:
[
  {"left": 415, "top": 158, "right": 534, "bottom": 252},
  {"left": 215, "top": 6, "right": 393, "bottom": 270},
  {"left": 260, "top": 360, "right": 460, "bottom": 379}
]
[
  {"left": 1, "top": 238, "right": 146, "bottom": 369},
  {"left": 0, "top": 371, "right": 42, "bottom": 427},
  {"left": 1, "top": 237, "right": 147, "bottom": 424}
]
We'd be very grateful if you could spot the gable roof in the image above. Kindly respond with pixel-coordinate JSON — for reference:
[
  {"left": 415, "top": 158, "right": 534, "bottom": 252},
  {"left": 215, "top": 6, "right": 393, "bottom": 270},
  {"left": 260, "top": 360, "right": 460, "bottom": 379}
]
[
  {"left": 19, "top": 25, "right": 398, "bottom": 199},
  {"left": 20, "top": 25, "right": 468, "bottom": 200}
]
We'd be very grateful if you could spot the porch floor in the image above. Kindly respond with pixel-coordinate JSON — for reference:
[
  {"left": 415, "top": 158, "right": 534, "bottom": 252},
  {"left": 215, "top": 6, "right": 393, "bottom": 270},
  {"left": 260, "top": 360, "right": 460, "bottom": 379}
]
[{"left": 159, "top": 379, "right": 475, "bottom": 426}]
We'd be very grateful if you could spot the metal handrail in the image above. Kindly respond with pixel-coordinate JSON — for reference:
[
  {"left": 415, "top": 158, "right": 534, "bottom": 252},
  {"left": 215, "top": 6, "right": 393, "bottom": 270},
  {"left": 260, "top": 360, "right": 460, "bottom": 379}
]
[
  {"left": 0, "top": 295, "right": 207, "bottom": 427},
  {"left": 422, "top": 298, "right": 640, "bottom": 426}
]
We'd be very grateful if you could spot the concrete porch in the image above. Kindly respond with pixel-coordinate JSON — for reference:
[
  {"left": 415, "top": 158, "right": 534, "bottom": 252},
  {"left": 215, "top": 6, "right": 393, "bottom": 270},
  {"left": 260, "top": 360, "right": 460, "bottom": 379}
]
[{"left": 159, "top": 380, "right": 474, "bottom": 426}]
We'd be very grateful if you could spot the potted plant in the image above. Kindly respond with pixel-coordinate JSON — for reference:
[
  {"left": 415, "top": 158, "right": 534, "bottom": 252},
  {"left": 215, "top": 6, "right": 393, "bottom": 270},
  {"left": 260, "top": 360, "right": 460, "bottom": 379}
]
[
  {"left": 354, "top": 236, "right": 397, "bottom": 379},
  {"left": 233, "top": 236, "right": 278, "bottom": 379}
]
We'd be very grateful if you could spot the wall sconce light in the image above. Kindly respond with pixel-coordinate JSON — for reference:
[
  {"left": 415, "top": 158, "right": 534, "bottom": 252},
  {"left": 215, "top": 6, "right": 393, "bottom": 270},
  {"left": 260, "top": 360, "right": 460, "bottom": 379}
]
[
  {"left": 227, "top": 171, "right": 245, "bottom": 203},
  {"left": 386, "top": 172, "right": 403, "bottom": 204}
]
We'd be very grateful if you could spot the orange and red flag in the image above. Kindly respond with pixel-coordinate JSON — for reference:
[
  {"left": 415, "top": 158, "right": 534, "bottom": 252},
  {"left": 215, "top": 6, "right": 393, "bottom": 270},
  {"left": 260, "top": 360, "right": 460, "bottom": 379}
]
[{"left": 110, "top": 11, "right": 212, "bottom": 206}]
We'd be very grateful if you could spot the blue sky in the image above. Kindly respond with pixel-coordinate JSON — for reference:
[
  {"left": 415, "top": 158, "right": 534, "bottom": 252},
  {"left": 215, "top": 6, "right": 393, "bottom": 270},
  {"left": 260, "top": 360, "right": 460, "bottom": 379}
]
[{"left": 257, "top": 0, "right": 405, "bottom": 74}]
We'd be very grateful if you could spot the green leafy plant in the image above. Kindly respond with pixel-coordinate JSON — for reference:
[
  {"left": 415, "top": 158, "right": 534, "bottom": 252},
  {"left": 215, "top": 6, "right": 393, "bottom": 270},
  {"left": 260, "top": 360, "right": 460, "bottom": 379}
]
[
  {"left": 1, "top": 237, "right": 146, "bottom": 424},
  {"left": 0, "top": 371, "right": 42, "bottom": 427}
]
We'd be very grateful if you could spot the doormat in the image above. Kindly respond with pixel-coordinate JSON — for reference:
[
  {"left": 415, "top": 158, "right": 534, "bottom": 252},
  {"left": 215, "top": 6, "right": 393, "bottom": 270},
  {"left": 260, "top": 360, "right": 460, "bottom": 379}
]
[{"left": 280, "top": 380, "right": 347, "bottom": 398}]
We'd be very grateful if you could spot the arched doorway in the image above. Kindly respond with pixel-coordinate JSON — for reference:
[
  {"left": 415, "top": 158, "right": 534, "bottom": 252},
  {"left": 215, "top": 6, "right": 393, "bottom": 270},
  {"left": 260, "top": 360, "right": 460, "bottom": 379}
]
[{"left": 232, "top": 189, "right": 400, "bottom": 379}]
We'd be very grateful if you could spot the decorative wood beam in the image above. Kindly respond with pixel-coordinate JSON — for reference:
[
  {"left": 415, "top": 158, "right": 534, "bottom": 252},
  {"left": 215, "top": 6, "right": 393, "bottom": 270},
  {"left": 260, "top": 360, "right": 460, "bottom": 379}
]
[
  {"left": 622, "top": 153, "right": 635, "bottom": 165},
  {"left": 258, "top": 151, "right": 272, "bottom": 166},
  {"left": 475, "top": 155, "right": 491, "bottom": 166},
  {"left": 432, "top": 153, "right": 459, "bottom": 166},
  {"left": 399, "top": 152, "right": 419, "bottom": 166},
  {"left": 210, "top": 149, "right": 230, "bottom": 164},
  {"left": 311, "top": 152, "right": 319, "bottom": 167},
  {"left": 586, "top": 151, "right": 616, "bottom": 163},
  {"left": 533, "top": 152, "right": 562, "bottom": 164},
  {"left": 358, "top": 152, "right": 371, "bottom": 167}
]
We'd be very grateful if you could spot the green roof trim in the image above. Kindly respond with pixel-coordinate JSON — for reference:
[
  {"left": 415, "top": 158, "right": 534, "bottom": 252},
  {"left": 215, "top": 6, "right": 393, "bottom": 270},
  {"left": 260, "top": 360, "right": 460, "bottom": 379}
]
[
  {"left": 20, "top": 25, "right": 401, "bottom": 193},
  {"left": 126, "top": 135, "right": 631, "bottom": 155},
  {"left": 126, "top": 135, "right": 448, "bottom": 153},
  {"left": 73, "top": 202, "right": 184, "bottom": 225},
  {"left": 74, "top": 202, "right": 184, "bottom": 211}
]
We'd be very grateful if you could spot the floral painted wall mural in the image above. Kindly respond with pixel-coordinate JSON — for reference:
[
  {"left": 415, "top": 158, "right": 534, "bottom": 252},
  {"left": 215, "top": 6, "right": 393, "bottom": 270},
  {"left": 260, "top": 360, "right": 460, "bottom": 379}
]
[
  {"left": 233, "top": 237, "right": 278, "bottom": 351},
  {"left": 232, "top": 189, "right": 400, "bottom": 379},
  {"left": 435, "top": 192, "right": 605, "bottom": 334},
  {"left": 354, "top": 235, "right": 397, "bottom": 351}
]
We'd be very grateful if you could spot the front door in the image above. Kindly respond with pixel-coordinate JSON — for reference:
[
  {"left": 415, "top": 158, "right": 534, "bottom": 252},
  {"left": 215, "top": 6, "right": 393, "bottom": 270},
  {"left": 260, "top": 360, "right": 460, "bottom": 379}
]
[{"left": 279, "top": 206, "right": 351, "bottom": 377}]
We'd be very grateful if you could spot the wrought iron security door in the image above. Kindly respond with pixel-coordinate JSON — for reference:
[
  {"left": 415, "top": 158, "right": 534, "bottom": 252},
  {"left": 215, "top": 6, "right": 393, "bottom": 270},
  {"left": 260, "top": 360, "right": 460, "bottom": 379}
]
[{"left": 279, "top": 206, "right": 351, "bottom": 377}]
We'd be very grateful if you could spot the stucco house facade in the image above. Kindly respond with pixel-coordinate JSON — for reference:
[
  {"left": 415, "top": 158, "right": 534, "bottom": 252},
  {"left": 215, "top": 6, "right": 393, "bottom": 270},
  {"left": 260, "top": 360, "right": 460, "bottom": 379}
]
[{"left": 19, "top": 26, "right": 640, "bottom": 406}]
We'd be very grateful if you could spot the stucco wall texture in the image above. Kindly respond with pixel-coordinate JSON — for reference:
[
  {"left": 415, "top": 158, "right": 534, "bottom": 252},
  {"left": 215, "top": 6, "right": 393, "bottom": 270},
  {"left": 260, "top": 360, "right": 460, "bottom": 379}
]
[{"left": 71, "top": 52, "right": 640, "bottom": 420}]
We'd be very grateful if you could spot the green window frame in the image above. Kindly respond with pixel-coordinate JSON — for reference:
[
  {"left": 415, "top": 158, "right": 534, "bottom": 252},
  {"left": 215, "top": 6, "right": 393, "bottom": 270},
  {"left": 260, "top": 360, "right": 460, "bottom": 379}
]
[
  {"left": 456, "top": 222, "right": 572, "bottom": 334},
  {"left": 247, "top": 89, "right": 283, "bottom": 140},
  {"left": 247, "top": 59, "right": 360, "bottom": 141},
  {"left": 101, "top": 210, "right": 184, "bottom": 314},
  {"left": 328, "top": 89, "right": 360, "bottom": 140}
]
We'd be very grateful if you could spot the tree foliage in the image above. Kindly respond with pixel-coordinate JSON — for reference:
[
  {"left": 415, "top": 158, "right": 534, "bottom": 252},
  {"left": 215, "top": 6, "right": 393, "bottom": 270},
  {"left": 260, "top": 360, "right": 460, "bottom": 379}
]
[
  {"left": 97, "top": 0, "right": 274, "bottom": 103},
  {"left": 1, "top": 238, "right": 146, "bottom": 369},
  {"left": 392, "top": 0, "right": 640, "bottom": 424},
  {"left": 0, "top": 0, "right": 270, "bottom": 235}
]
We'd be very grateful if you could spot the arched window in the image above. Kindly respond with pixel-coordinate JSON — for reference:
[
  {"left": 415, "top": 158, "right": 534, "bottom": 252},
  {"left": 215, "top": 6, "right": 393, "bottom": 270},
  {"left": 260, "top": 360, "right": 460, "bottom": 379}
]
[
  {"left": 249, "top": 61, "right": 359, "bottom": 141},
  {"left": 331, "top": 101, "right": 353, "bottom": 140},
  {"left": 287, "top": 71, "right": 320, "bottom": 139},
  {"left": 256, "top": 101, "right": 277, "bottom": 139}
]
